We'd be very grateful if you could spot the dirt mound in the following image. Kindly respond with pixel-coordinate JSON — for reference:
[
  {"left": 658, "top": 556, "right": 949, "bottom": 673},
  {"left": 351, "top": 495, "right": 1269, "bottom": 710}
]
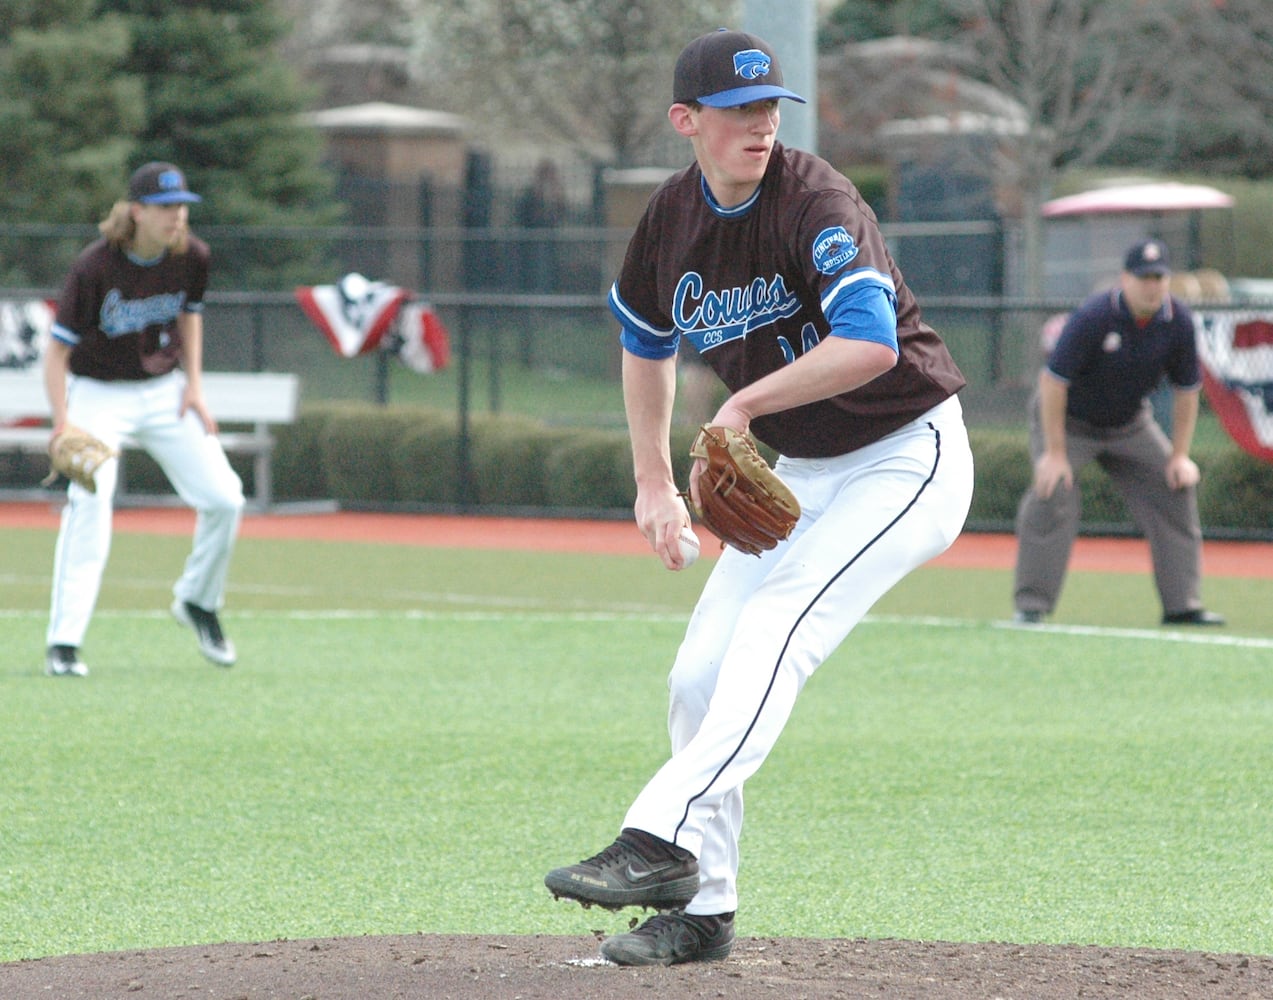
[{"left": 3, "top": 934, "right": 1270, "bottom": 1000}]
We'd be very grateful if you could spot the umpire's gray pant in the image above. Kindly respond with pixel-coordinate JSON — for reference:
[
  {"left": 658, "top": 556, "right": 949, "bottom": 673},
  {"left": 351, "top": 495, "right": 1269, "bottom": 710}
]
[{"left": 1013, "top": 397, "right": 1203, "bottom": 617}]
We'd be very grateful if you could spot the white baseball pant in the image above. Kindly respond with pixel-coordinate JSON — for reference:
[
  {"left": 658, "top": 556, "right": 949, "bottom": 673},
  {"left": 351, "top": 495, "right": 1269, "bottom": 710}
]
[
  {"left": 623, "top": 395, "right": 975, "bottom": 916},
  {"left": 47, "top": 372, "right": 245, "bottom": 648}
]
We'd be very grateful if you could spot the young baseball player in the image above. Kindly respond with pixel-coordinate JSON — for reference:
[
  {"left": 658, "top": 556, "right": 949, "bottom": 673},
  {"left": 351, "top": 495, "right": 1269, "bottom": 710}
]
[
  {"left": 544, "top": 29, "right": 975, "bottom": 965},
  {"left": 43, "top": 162, "right": 245, "bottom": 677},
  {"left": 1013, "top": 238, "right": 1224, "bottom": 626}
]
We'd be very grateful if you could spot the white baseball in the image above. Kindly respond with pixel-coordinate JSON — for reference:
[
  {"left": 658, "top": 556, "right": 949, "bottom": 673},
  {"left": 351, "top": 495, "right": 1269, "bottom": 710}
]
[{"left": 677, "top": 526, "right": 700, "bottom": 568}]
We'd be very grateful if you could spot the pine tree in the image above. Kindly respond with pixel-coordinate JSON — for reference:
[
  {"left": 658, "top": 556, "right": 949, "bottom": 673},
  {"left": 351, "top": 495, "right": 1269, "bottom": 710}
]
[
  {"left": 108, "top": 0, "right": 335, "bottom": 229},
  {"left": 0, "top": 0, "right": 339, "bottom": 286},
  {"left": 0, "top": 1, "right": 142, "bottom": 242}
]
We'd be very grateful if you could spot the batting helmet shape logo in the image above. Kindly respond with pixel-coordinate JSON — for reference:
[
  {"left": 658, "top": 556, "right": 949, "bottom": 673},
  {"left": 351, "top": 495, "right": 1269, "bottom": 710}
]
[{"left": 733, "top": 49, "right": 772, "bottom": 81}]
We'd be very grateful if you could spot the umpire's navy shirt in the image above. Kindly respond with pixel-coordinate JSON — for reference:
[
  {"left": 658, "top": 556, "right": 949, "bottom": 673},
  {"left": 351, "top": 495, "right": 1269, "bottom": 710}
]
[{"left": 1047, "top": 288, "right": 1201, "bottom": 428}]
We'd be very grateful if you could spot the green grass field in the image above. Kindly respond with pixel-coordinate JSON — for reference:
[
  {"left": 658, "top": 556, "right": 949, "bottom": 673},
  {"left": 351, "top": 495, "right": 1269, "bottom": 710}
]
[{"left": 2, "top": 524, "right": 1271, "bottom": 963}]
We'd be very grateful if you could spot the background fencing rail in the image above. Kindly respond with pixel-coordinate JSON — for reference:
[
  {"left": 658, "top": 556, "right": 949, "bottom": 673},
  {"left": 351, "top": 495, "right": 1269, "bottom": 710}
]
[{"left": 4, "top": 285, "right": 1270, "bottom": 420}]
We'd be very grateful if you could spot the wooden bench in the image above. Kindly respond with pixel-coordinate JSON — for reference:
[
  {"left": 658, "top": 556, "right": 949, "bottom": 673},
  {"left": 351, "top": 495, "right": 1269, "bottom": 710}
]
[{"left": 0, "top": 368, "right": 301, "bottom": 510}]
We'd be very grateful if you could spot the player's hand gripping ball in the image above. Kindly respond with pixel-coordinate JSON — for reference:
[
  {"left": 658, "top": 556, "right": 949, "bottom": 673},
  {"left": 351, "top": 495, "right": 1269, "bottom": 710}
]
[{"left": 677, "top": 525, "right": 700, "bottom": 569}]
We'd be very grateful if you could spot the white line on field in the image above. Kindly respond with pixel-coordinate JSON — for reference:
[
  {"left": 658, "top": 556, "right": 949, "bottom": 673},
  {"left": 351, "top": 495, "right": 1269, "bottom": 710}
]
[
  {"left": 2, "top": 607, "right": 1272, "bottom": 648},
  {"left": 872, "top": 614, "right": 1273, "bottom": 649},
  {"left": 0, "top": 575, "right": 673, "bottom": 613}
]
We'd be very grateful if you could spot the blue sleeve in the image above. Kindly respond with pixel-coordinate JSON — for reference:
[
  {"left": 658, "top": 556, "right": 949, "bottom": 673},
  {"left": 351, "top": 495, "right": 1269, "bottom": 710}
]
[
  {"left": 608, "top": 282, "right": 680, "bottom": 359},
  {"left": 821, "top": 277, "right": 898, "bottom": 353}
]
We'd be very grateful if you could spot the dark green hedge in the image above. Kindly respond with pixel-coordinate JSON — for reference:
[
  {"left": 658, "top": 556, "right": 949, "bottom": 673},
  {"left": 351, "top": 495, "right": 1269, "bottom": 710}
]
[
  {"left": 965, "top": 427, "right": 1273, "bottom": 535},
  {"left": 117, "top": 402, "right": 1272, "bottom": 537}
]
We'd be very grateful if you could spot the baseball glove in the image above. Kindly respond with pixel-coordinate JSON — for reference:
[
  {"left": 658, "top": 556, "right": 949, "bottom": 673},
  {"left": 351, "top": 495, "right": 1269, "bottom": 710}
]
[
  {"left": 42, "top": 425, "right": 117, "bottom": 494},
  {"left": 687, "top": 424, "right": 800, "bottom": 556}
]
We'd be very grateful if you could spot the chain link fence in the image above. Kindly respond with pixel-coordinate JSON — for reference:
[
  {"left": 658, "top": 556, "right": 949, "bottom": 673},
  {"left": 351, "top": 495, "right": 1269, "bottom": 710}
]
[{"left": 5, "top": 220, "right": 1267, "bottom": 433}]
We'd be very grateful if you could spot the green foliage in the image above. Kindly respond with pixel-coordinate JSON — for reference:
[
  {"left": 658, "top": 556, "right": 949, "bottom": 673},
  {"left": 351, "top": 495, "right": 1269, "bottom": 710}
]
[
  {"left": 1199, "top": 448, "right": 1273, "bottom": 532},
  {"left": 282, "top": 402, "right": 640, "bottom": 511},
  {"left": 843, "top": 163, "right": 891, "bottom": 215},
  {"left": 110, "top": 0, "right": 339, "bottom": 283},
  {"left": 669, "top": 424, "right": 699, "bottom": 489},
  {"left": 956, "top": 428, "right": 1266, "bottom": 533},
  {"left": 964, "top": 428, "right": 1031, "bottom": 525},
  {"left": 78, "top": 398, "right": 1273, "bottom": 537},
  {"left": 317, "top": 402, "right": 425, "bottom": 504},
  {"left": 1073, "top": 462, "right": 1133, "bottom": 526},
  {"left": 388, "top": 410, "right": 465, "bottom": 505},
  {"left": 819, "top": 0, "right": 962, "bottom": 49},
  {"left": 0, "top": 0, "right": 338, "bottom": 284},
  {"left": 470, "top": 420, "right": 576, "bottom": 508},
  {"left": 271, "top": 409, "right": 331, "bottom": 499},
  {"left": 0, "top": 10, "right": 142, "bottom": 234},
  {"left": 542, "top": 428, "right": 634, "bottom": 509},
  {"left": 0, "top": 0, "right": 99, "bottom": 31}
]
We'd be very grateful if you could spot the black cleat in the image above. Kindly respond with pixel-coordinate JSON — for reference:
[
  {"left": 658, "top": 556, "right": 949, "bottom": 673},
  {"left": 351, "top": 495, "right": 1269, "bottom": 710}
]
[
  {"left": 171, "top": 599, "right": 237, "bottom": 666},
  {"left": 601, "top": 910, "right": 735, "bottom": 966},
  {"left": 1162, "top": 609, "right": 1226, "bottom": 627},
  {"left": 45, "top": 644, "right": 88, "bottom": 677},
  {"left": 545, "top": 828, "right": 699, "bottom": 911}
]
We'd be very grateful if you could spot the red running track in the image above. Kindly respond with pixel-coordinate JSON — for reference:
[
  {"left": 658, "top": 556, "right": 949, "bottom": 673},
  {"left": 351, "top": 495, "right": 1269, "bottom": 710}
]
[{"left": 2, "top": 501, "right": 1269, "bottom": 578}]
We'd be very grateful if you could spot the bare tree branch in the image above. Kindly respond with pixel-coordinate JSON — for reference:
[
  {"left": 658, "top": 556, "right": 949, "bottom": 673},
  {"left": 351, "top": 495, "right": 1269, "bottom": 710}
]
[{"left": 424, "top": 0, "right": 734, "bottom": 165}]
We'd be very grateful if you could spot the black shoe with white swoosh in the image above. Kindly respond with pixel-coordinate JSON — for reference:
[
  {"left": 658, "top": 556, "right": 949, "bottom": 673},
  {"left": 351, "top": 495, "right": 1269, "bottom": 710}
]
[
  {"left": 171, "top": 599, "right": 237, "bottom": 667},
  {"left": 545, "top": 828, "right": 699, "bottom": 911},
  {"left": 601, "top": 910, "right": 735, "bottom": 966}
]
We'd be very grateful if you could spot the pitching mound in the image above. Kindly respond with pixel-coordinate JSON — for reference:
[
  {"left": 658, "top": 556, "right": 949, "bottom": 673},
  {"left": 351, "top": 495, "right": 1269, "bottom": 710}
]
[{"left": 3, "top": 934, "right": 1270, "bottom": 999}]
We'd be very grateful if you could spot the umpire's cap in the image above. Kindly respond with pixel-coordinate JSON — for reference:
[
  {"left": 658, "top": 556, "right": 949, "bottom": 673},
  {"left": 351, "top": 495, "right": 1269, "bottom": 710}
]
[
  {"left": 128, "top": 162, "right": 202, "bottom": 205},
  {"left": 674, "top": 29, "right": 806, "bottom": 108},
  {"left": 1124, "top": 238, "right": 1171, "bottom": 277}
]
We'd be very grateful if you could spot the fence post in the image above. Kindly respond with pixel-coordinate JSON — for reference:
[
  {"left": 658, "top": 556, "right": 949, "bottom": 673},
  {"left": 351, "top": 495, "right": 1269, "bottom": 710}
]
[
  {"left": 250, "top": 302, "right": 265, "bottom": 372},
  {"left": 374, "top": 351, "right": 389, "bottom": 406},
  {"left": 456, "top": 303, "right": 475, "bottom": 507}
]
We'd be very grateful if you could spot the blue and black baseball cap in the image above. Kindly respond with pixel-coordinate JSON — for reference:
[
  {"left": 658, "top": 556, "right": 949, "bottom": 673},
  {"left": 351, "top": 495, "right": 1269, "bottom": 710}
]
[
  {"left": 127, "top": 162, "right": 202, "bottom": 205},
  {"left": 673, "top": 29, "right": 806, "bottom": 108}
]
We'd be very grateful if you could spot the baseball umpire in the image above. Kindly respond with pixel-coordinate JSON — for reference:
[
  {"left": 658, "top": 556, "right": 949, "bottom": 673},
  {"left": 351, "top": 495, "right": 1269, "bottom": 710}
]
[
  {"left": 42, "top": 162, "right": 244, "bottom": 677},
  {"left": 1013, "top": 238, "right": 1224, "bottom": 626},
  {"left": 543, "top": 29, "right": 975, "bottom": 965}
]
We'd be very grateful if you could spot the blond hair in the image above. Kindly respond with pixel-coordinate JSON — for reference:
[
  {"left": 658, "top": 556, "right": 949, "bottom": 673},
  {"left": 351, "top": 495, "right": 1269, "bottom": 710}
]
[{"left": 98, "top": 199, "right": 192, "bottom": 254}]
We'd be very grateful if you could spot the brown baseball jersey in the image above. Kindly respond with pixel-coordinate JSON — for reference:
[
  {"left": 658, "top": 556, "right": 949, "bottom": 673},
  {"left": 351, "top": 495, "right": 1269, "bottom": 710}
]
[
  {"left": 609, "top": 143, "right": 965, "bottom": 458},
  {"left": 52, "top": 235, "right": 211, "bottom": 381}
]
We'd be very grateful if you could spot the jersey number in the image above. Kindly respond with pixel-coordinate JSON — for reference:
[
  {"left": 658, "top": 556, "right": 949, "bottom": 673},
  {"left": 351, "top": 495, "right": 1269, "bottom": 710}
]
[{"left": 777, "top": 323, "right": 821, "bottom": 365}]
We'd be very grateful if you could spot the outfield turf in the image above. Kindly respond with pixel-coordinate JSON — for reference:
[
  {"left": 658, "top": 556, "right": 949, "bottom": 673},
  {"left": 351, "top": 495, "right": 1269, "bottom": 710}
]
[{"left": 1, "top": 523, "right": 1271, "bottom": 962}]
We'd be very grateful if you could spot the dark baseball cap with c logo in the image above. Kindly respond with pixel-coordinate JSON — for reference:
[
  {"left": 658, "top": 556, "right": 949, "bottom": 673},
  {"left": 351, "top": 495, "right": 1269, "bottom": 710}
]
[
  {"left": 673, "top": 29, "right": 806, "bottom": 108},
  {"left": 127, "top": 162, "right": 202, "bottom": 204}
]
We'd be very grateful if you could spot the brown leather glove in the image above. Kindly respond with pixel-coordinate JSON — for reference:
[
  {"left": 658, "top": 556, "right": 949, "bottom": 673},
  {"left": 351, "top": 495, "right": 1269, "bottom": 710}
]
[
  {"left": 42, "top": 425, "right": 117, "bottom": 494},
  {"left": 687, "top": 424, "right": 800, "bottom": 556}
]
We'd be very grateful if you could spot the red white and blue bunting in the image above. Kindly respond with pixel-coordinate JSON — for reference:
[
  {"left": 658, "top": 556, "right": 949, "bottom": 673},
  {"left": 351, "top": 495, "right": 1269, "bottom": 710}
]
[
  {"left": 1194, "top": 310, "right": 1273, "bottom": 463},
  {"left": 295, "top": 273, "right": 449, "bottom": 374}
]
